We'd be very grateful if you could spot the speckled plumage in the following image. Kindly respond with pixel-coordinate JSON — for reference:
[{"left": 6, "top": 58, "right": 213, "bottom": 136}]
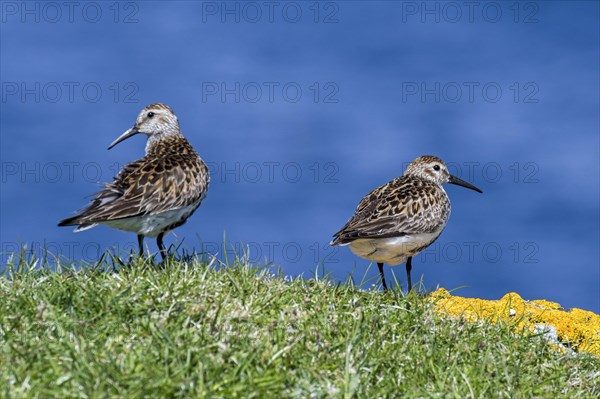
[
  {"left": 331, "top": 155, "right": 482, "bottom": 291},
  {"left": 59, "top": 103, "right": 209, "bottom": 259}
]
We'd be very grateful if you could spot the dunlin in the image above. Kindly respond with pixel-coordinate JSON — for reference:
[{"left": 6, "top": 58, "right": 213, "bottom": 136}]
[
  {"left": 331, "top": 155, "right": 482, "bottom": 291},
  {"left": 59, "top": 103, "right": 210, "bottom": 260}
]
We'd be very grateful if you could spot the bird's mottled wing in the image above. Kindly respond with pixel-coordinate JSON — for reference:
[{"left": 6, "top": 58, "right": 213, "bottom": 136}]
[
  {"left": 72, "top": 155, "right": 208, "bottom": 223},
  {"left": 332, "top": 177, "right": 449, "bottom": 245}
]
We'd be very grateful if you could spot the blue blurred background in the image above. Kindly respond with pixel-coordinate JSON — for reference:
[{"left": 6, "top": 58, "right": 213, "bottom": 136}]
[{"left": 1, "top": 1, "right": 598, "bottom": 311}]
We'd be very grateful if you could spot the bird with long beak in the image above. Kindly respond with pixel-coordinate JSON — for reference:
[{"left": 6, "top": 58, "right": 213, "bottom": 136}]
[
  {"left": 59, "top": 103, "right": 210, "bottom": 260},
  {"left": 331, "top": 155, "right": 482, "bottom": 291}
]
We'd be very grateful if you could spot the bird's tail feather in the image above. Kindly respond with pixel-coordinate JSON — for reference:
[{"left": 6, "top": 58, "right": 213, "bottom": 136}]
[{"left": 58, "top": 215, "right": 97, "bottom": 232}]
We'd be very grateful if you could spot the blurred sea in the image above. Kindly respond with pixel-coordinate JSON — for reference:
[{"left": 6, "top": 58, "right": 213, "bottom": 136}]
[{"left": 1, "top": 1, "right": 598, "bottom": 311}]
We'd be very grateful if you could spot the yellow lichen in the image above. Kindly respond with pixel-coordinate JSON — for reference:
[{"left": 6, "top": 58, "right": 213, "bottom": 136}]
[{"left": 429, "top": 288, "right": 600, "bottom": 356}]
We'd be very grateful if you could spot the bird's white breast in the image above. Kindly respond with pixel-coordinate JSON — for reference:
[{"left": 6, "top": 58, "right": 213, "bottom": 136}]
[
  {"left": 102, "top": 203, "right": 199, "bottom": 237},
  {"left": 346, "top": 228, "right": 444, "bottom": 265}
]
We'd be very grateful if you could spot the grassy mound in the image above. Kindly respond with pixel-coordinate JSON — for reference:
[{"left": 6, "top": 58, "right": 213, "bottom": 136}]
[{"left": 1, "top": 255, "right": 599, "bottom": 398}]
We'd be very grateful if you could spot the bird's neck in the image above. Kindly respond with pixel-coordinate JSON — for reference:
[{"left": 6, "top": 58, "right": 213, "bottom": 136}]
[{"left": 145, "top": 132, "right": 192, "bottom": 156}]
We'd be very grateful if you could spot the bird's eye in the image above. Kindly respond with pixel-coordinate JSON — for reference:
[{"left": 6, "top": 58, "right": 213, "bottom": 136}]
[
  {"left": 433, "top": 165, "right": 440, "bottom": 171},
  {"left": 147, "top": 112, "right": 155, "bottom": 118}
]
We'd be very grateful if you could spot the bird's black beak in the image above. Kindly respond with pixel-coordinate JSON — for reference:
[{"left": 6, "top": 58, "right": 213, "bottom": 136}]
[
  {"left": 108, "top": 126, "right": 140, "bottom": 150},
  {"left": 449, "top": 174, "right": 483, "bottom": 193}
]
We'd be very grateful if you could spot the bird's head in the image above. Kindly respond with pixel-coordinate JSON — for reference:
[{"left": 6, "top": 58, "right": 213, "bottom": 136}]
[
  {"left": 405, "top": 155, "right": 482, "bottom": 193},
  {"left": 108, "top": 103, "right": 180, "bottom": 150}
]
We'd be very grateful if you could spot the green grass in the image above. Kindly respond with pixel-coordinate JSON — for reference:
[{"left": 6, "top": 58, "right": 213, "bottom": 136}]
[{"left": 1, "top": 254, "right": 599, "bottom": 398}]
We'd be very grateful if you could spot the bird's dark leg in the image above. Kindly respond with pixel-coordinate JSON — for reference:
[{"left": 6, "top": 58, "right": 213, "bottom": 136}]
[
  {"left": 406, "top": 257, "right": 413, "bottom": 292},
  {"left": 377, "top": 262, "right": 388, "bottom": 291},
  {"left": 137, "top": 235, "right": 144, "bottom": 258},
  {"left": 157, "top": 233, "right": 166, "bottom": 261}
]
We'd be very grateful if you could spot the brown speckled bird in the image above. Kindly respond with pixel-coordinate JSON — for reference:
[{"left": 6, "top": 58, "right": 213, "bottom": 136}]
[
  {"left": 331, "top": 155, "right": 482, "bottom": 291},
  {"left": 58, "top": 103, "right": 210, "bottom": 260}
]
